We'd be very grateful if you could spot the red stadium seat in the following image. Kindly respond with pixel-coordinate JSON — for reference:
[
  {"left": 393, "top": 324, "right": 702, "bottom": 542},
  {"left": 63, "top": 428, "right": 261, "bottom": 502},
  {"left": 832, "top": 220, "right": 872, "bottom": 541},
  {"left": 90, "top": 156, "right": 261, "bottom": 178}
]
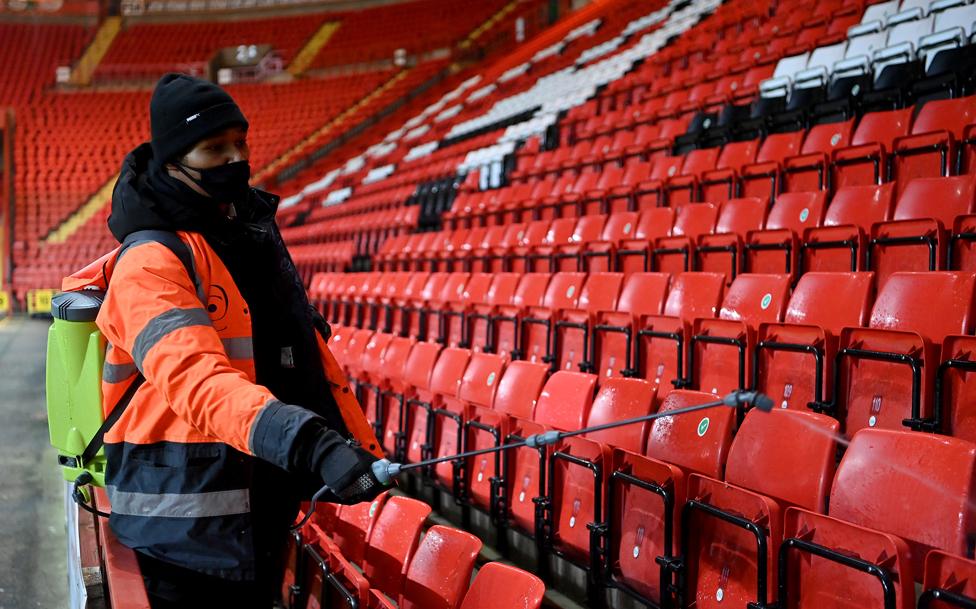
[
  {"left": 921, "top": 551, "right": 976, "bottom": 608},
  {"left": 399, "top": 525, "right": 482, "bottom": 609},
  {"left": 832, "top": 108, "right": 913, "bottom": 189},
  {"left": 463, "top": 272, "right": 521, "bottom": 353},
  {"left": 553, "top": 272, "right": 624, "bottom": 373},
  {"left": 492, "top": 273, "right": 551, "bottom": 360},
  {"left": 745, "top": 192, "right": 828, "bottom": 277},
  {"left": 801, "top": 184, "right": 896, "bottom": 273},
  {"left": 362, "top": 496, "right": 432, "bottom": 599},
  {"left": 593, "top": 272, "right": 671, "bottom": 380},
  {"left": 518, "top": 272, "right": 586, "bottom": 366},
  {"left": 696, "top": 197, "right": 768, "bottom": 282},
  {"left": 653, "top": 203, "right": 720, "bottom": 274},
  {"left": 892, "top": 96, "right": 976, "bottom": 192},
  {"left": 459, "top": 563, "right": 545, "bottom": 609}
]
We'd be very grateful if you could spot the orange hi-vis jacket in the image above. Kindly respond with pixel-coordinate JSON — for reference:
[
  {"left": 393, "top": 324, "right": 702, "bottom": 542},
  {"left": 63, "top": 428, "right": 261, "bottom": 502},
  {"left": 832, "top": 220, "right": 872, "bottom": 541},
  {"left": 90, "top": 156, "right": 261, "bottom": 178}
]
[{"left": 63, "top": 229, "right": 380, "bottom": 580}]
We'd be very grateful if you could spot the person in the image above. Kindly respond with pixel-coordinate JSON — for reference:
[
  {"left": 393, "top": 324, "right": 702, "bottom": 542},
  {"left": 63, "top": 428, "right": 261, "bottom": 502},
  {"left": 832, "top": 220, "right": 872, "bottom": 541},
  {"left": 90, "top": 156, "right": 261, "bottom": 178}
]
[{"left": 69, "top": 73, "right": 386, "bottom": 608}]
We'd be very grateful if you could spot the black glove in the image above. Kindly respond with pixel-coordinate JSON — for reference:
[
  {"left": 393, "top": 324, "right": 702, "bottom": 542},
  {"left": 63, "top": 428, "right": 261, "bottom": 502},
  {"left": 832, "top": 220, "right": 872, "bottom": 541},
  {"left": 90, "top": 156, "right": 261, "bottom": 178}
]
[
  {"left": 249, "top": 401, "right": 388, "bottom": 504},
  {"left": 296, "top": 422, "right": 386, "bottom": 505}
]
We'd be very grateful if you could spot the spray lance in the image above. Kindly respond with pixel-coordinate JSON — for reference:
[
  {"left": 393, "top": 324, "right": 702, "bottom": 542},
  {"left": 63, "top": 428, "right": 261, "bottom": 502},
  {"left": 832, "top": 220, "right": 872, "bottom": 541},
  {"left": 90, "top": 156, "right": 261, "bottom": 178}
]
[{"left": 293, "top": 389, "right": 774, "bottom": 529}]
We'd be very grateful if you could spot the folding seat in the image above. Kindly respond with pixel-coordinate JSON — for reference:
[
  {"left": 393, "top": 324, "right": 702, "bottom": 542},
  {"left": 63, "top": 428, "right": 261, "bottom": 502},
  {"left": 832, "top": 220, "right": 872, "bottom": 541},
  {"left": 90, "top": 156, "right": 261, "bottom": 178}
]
[
  {"left": 937, "top": 334, "right": 976, "bottom": 444},
  {"left": 301, "top": 540, "right": 372, "bottom": 609},
  {"left": 605, "top": 390, "right": 737, "bottom": 607},
  {"left": 781, "top": 119, "right": 855, "bottom": 193},
  {"left": 683, "top": 408, "right": 840, "bottom": 609},
  {"left": 398, "top": 526, "right": 482, "bottom": 609},
  {"left": 436, "top": 273, "right": 492, "bottom": 347},
  {"left": 399, "top": 272, "right": 447, "bottom": 339},
  {"left": 553, "top": 272, "right": 624, "bottom": 374},
  {"left": 579, "top": 211, "right": 640, "bottom": 272},
  {"left": 423, "top": 347, "right": 474, "bottom": 491},
  {"left": 517, "top": 272, "right": 587, "bottom": 368},
  {"left": 387, "top": 340, "right": 441, "bottom": 463},
  {"left": 544, "top": 378, "right": 657, "bottom": 601},
  {"left": 605, "top": 157, "right": 653, "bottom": 214},
  {"left": 331, "top": 493, "right": 389, "bottom": 566},
  {"left": 452, "top": 225, "right": 507, "bottom": 273},
  {"left": 504, "top": 371, "right": 597, "bottom": 537},
  {"left": 592, "top": 272, "right": 671, "bottom": 380},
  {"left": 422, "top": 272, "right": 470, "bottom": 343},
  {"left": 357, "top": 331, "right": 397, "bottom": 434},
  {"left": 530, "top": 172, "right": 581, "bottom": 222},
  {"left": 491, "top": 273, "right": 551, "bottom": 360},
  {"left": 744, "top": 191, "right": 828, "bottom": 276},
  {"left": 739, "top": 131, "right": 807, "bottom": 201},
  {"left": 921, "top": 551, "right": 976, "bottom": 608},
  {"left": 360, "top": 495, "right": 432, "bottom": 600},
  {"left": 517, "top": 218, "right": 576, "bottom": 273},
  {"left": 388, "top": 272, "right": 429, "bottom": 335},
  {"left": 633, "top": 156, "right": 686, "bottom": 210},
  {"left": 615, "top": 208, "right": 677, "bottom": 274},
  {"left": 636, "top": 272, "right": 727, "bottom": 393},
  {"left": 869, "top": 176, "right": 976, "bottom": 286},
  {"left": 403, "top": 346, "right": 469, "bottom": 469},
  {"left": 801, "top": 183, "right": 896, "bottom": 272},
  {"left": 779, "top": 428, "right": 976, "bottom": 609},
  {"left": 550, "top": 214, "right": 607, "bottom": 272},
  {"left": 459, "top": 563, "right": 545, "bottom": 609},
  {"left": 470, "top": 222, "right": 524, "bottom": 273},
  {"left": 662, "top": 148, "right": 722, "bottom": 206},
  {"left": 698, "top": 140, "right": 761, "bottom": 202},
  {"left": 754, "top": 272, "right": 874, "bottom": 414},
  {"left": 824, "top": 271, "right": 976, "bottom": 437},
  {"left": 579, "top": 162, "right": 626, "bottom": 216},
  {"left": 689, "top": 273, "right": 791, "bottom": 396},
  {"left": 463, "top": 360, "right": 549, "bottom": 518},
  {"left": 831, "top": 107, "right": 913, "bottom": 188},
  {"left": 401, "top": 232, "right": 440, "bottom": 272},
  {"left": 369, "top": 272, "right": 410, "bottom": 331},
  {"left": 892, "top": 95, "right": 976, "bottom": 190},
  {"left": 461, "top": 272, "right": 520, "bottom": 353},
  {"left": 696, "top": 197, "right": 769, "bottom": 282},
  {"left": 652, "top": 203, "right": 720, "bottom": 275},
  {"left": 328, "top": 324, "right": 359, "bottom": 369}
]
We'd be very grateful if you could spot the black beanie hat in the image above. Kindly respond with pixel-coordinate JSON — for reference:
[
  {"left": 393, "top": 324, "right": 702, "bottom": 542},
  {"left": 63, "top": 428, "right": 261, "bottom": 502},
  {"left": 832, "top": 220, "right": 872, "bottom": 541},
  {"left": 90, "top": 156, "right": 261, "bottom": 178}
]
[{"left": 150, "top": 73, "right": 249, "bottom": 164}]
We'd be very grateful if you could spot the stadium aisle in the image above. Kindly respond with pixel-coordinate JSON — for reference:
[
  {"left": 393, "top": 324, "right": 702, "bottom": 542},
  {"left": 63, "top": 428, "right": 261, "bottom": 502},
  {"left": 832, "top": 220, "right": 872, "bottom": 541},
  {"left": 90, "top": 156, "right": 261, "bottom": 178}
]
[{"left": 0, "top": 318, "right": 68, "bottom": 609}]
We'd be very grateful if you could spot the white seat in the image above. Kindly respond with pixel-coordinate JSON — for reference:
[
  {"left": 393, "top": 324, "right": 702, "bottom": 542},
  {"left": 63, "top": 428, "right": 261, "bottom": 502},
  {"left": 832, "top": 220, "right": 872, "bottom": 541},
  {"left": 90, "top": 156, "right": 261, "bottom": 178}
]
[
  {"left": 918, "top": 27, "right": 967, "bottom": 68},
  {"left": 861, "top": 0, "right": 900, "bottom": 23},
  {"left": 772, "top": 52, "right": 810, "bottom": 79},
  {"left": 934, "top": 2, "right": 976, "bottom": 36},
  {"left": 845, "top": 28, "right": 889, "bottom": 59},
  {"left": 832, "top": 55, "right": 872, "bottom": 79},
  {"left": 885, "top": 13, "right": 934, "bottom": 46},
  {"left": 885, "top": 6, "right": 925, "bottom": 27},
  {"left": 899, "top": 0, "right": 933, "bottom": 15},
  {"left": 930, "top": 0, "right": 967, "bottom": 14}
]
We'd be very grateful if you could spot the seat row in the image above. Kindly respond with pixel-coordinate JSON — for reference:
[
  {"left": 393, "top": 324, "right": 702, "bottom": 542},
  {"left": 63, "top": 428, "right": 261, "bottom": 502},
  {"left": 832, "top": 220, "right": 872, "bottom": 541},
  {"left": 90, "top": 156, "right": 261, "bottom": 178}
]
[
  {"left": 324, "top": 324, "right": 976, "bottom": 608},
  {"left": 379, "top": 176, "right": 976, "bottom": 290},
  {"left": 280, "top": 491, "right": 544, "bottom": 609},
  {"left": 319, "top": 269, "right": 976, "bottom": 443}
]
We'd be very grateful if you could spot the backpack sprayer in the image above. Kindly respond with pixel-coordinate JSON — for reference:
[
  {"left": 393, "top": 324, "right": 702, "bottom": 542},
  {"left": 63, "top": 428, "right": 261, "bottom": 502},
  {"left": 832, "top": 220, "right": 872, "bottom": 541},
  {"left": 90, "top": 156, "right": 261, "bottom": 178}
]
[{"left": 293, "top": 388, "right": 774, "bottom": 530}]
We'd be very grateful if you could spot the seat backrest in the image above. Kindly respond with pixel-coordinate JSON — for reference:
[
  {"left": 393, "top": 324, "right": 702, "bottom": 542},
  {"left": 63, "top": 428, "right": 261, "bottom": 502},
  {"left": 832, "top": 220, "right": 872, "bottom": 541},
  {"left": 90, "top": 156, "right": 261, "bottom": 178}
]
[
  {"left": 399, "top": 525, "right": 483, "bottom": 609},
  {"left": 571, "top": 216, "right": 607, "bottom": 246},
  {"left": 437, "top": 273, "right": 471, "bottom": 304},
  {"left": 845, "top": 28, "right": 887, "bottom": 57},
  {"left": 764, "top": 191, "right": 828, "bottom": 231},
  {"left": 644, "top": 390, "right": 736, "bottom": 479},
  {"left": 806, "top": 41, "right": 846, "bottom": 72},
  {"left": 532, "top": 371, "right": 598, "bottom": 430},
  {"left": 363, "top": 496, "right": 432, "bottom": 599},
  {"left": 725, "top": 409, "right": 840, "bottom": 512},
  {"left": 651, "top": 156, "right": 685, "bottom": 181},
  {"left": 671, "top": 203, "right": 719, "bottom": 238},
  {"left": 851, "top": 107, "right": 913, "bottom": 147},
  {"left": 923, "top": 551, "right": 976, "bottom": 603},
  {"left": 830, "top": 429, "right": 976, "bottom": 573},
  {"left": 462, "top": 274, "right": 494, "bottom": 305},
  {"left": 718, "top": 273, "right": 791, "bottom": 325},
  {"left": 622, "top": 158, "right": 653, "bottom": 185},
  {"left": 482, "top": 273, "right": 522, "bottom": 305},
  {"left": 512, "top": 273, "right": 551, "bottom": 308},
  {"left": 716, "top": 139, "right": 759, "bottom": 171},
  {"left": 430, "top": 348, "right": 472, "bottom": 406},
  {"left": 616, "top": 272, "right": 671, "bottom": 316},
  {"left": 578, "top": 272, "right": 624, "bottom": 312},
  {"left": 680, "top": 148, "right": 720, "bottom": 178},
  {"left": 521, "top": 220, "right": 552, "bottom": 246},
  {"left": 492, "top": 360, "right": 549, "bottom": 419},
  {"left": 584, "top": 377, "right": 657, "bottom": 453},
  {"left": 892, "top": 175, "right": 976, "bottom": 223},
  {"left": 541, "top": 272, "right": 587, "bottom": 309},
  {"left": 403, "top": 341, "right": 443, "bottom": 394},
  {"left": 714, "top": 197, "right": 767, "bottom": 235},
  {"left": 363, "top": 333, "right": 397, "bottom": 378},
  {"left": 458, "top": 352, "right": 506, "bottom": 409},
  {"left": 420, "top": 273, "right": 450, "bottom": 302},
  {"left": 662, "top": 272, "right": 726, "bottom": 321},
  {"left": 756, "top": 131, "right": 805, "bottom": 164},
  {"left": 499, "top": 223, "right": 526, "bottom": 248},
  {"left": 910, "top": 95, "right": 976, "bottom": 139},
  {"left": 543, "top": 218, "right": 578, "bottom": 246},
  {"left": 800, "top": 119, "right": 854, "bottom": 155},
  {"left": 824, "top": 183, "right": 896, "bottom": 227},
  {"left": 868, "top": 271, "right": 976, "bottom": 339},
  {"left": 402, "top": 273, "right": 430, "bottom": 300},
  {"left": 785, "top": 272, "right": 874, "bottom": 334},
  {"left": 382, "top": 336, "right": 417, "bottom": 392},
  {"left": 459, "top": 563, "right": 546, "bottom": 609},
  {"left": 634, "top": 208, "right": 676, "bottom": 240},
  {"left": 601, "top": 212, "right": 641, "bottom": 241}
]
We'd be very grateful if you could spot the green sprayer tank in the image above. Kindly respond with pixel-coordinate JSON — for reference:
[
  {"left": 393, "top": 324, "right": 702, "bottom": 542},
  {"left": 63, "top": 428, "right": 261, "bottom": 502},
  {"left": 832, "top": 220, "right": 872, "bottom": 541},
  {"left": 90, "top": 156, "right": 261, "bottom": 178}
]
[{"left": 46, "top": 290, "right": 109, "bottom": 486}]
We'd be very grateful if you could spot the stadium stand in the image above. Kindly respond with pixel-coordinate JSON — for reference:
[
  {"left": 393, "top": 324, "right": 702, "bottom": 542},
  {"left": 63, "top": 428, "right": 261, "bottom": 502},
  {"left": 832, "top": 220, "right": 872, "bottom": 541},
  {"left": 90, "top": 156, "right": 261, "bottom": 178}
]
[{"left": 11, "top": 0, "right": 976, "bottom": 605}]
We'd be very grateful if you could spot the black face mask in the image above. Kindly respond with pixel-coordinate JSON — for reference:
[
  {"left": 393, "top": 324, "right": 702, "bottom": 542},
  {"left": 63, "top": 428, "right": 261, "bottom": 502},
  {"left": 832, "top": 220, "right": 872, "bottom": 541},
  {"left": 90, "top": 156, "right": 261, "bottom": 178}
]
[{"left": 177, "top": 160, "right": 251, "bottom": 204}]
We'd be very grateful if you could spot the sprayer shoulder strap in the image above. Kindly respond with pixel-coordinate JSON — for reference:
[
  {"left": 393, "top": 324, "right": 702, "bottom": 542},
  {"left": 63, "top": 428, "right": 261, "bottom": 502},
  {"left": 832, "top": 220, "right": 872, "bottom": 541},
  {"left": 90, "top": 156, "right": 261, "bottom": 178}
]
[{"left": 80, "top": 230, "right": 196, "bottom": 466}]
